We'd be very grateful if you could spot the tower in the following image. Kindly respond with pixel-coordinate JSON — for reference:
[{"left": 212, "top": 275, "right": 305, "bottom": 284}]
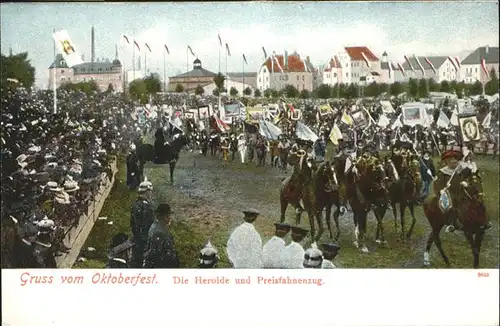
[
  {"left": 91, "top": 26, "right": 95, "bottom": 63},
  {"left": 382, "top": 51, "right": 388, "bottom": 63},
  {"left": 115, "top": 44, "right": 118, "bottom": 59}
]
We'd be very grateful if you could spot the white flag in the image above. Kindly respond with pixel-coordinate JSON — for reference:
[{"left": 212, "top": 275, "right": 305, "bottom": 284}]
[
  {"left": 450, "top": 109, "right": 459, "bottom": 126},
  {"left": 391, "top": 114, "right": 403, "bottom": 129},
  {"left": 436, "top": 111, "right": 450, "bottom": 128},
  {"left": 377, "top": 114, "right": 390, "bottom": 128},
  {"left": 52, "top": 30, "right": 83, "bottom": 67}
]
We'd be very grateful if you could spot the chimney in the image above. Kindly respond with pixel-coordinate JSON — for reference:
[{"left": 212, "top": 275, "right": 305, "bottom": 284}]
[
  {"left": 284, "top": 50, "right": 288, "bottom": 69},
  {"left": 91, "top": 26, "right": 95, "bottom": 63},
  {"left": 485, "top": 45, "right": 489, "bottom": 54}
]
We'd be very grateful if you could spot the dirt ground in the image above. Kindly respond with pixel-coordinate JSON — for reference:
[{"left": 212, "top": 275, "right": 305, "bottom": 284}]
[{"left": 76, "top": 148, "right": 499, "bottom": 269}]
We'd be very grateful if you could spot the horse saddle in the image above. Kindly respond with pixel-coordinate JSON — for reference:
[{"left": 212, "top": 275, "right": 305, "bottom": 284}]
[{"left": 438, "top": 189, "right": 453, "bottom": 214}]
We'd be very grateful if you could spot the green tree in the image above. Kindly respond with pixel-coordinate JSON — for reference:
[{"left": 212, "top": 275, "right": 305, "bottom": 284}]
[
  {"left": 212, "top": 88, "right": 219, "bottom": 96},
  {"left": 390, "top": 82, "right": 404, "bottom": 96},
  {"left": 407, "top": 78, "right": 419, "bottom": 98},
  {"left": 243, "top": 87, "right": 252, "bottom": 96},
  {"left": 379, "top": 83, "right": 390, "bottom": 96},
  {"left": 230, "top": 86, "right": 239, "bottom": 96},
  {"left": 299, "top": 89, "right": 310, "bottom": 99},
  {"left": 175, "top": 83, "right": 184, "bottom": 93},
  {"left": 469, "top": 80, "right": 483, "bottom": 96},
  {"left": 364, "top": 82, "right": 381, "bottom": 97},
  {"left": 485, "top": 68, "right": 498, "bottom": 95},
  {"left": 254, "top": 89, "right": 262, "bottom": 97},
  {"left": 455, "top": 81, "right": 466, "bottom": 98},
  {"left": 418, "top": 78, "right": 429, "bottom": 98},
  {"left": 143, "top": 74, "right": 162, "bottom": 94},
  {"left": 129, "top": 79, "right": 148, "bottom": 100},
  {"left": 264, "top": 89, "right": 272, "bottom": 98},
  {"left": 428, "top": 78, "right": 440, "bottom": 92},
  {"left": 314, "top": 84, "right": 332, "bottom": 99},
  {"left": 440, "top": 80, "right": 451, "bottom": 93},
  {"left": 107, "top": 83, "right": 114, "bottom": 93},
  {"left": 195, "top": 85, "right": 205, "bottom": 95},
  {"left": 213, "top": 73, "right": 226, "bottom": 91},
  {"left": 283, "top": 84, "right": 299, "bottom": 98},
  {"left": 0, "top": 52, "right": 36, "bottom": 94},
  {"left": 270, "top": 89, "right": 279, "bottom": 98}
]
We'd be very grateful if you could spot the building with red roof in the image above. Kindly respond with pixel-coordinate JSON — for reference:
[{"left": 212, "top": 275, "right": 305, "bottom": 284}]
[{"left": 257, "top": 51, "right": 319, "bottom": 92}]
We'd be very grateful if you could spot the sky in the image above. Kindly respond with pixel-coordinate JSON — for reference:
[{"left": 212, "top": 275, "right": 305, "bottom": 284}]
[{"left": 1, "top": 2, "right": 499, "bottom": 89}]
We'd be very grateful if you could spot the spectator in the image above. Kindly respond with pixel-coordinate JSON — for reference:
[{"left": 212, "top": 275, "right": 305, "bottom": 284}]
[
  {"left": 144, "top": 203, "right": 179, "bottom": 268},
  {"left": 130, "top": 178, "right": 155, "bottom": 268}
]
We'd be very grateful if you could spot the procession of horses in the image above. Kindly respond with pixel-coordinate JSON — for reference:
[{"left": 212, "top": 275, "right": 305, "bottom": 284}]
[{"left": 125, "top": 93, "right": 496, "bottom": 269}]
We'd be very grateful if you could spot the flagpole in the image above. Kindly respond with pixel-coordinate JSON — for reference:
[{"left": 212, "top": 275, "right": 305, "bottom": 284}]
[
  {"left": 52, "top": 28, "right": 57, "bottom": 114},
  {"left": 242, "top": 55, "right": 245, "bottom": 95},
  {"left": 218, "top": 42, "right": 221, "bottom": 73},
  {"left": 163, "top": 49, "right": 166, "bottom": 92},
  {"left": 133, "top": 43, "right": 135, "bottom": 82},
  {"left": 225, "top": 49, "right": 228, "bottom": 92},
  {"left": 145, "top": 50, "right": 147, "bottom": 76}
]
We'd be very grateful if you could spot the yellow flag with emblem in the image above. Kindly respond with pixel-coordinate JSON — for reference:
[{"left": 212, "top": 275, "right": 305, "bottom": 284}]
[
  {"left": 329, "top": 122, "right": 343, "bottom": 145},
  {"left": 341, "top": 111, "right": 353, "bottom": 126}
]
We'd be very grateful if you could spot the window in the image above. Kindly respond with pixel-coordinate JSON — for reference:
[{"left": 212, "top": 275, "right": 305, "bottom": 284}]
[
  {"left": 259, "top": 78, "right": 261, "bottom": 83},
  {"left": 346, "top": 73, "right": 349, "bottom": 77},
  {"left": 266, "top": 77, "right": 268, "bottom": 82},
  {"left": 334, "top": 73, "right": 337, "bottom": 77},
  {"left": 475, "top": 68, "right": 478, "bottom": 73},
  {"left": 327, "top": 73, "right": 330, "bottom": 78},
  {"left": 443, "top": 72, "right": 445, "bottom": 77},
  {"left": 61, "top": 70, "right": 65, "bottom": 74},
  {"left": 99, "top": 68, "right": 102, "bottom": 72},
  {"left": 297, "top": 76, "right": 299, "bottom": 81},
  {"left": 81, "top": 68, "right": 85, "bottom": 72},
  {"left": 302, "top": 76, "right": 305, "bottom": 81}
]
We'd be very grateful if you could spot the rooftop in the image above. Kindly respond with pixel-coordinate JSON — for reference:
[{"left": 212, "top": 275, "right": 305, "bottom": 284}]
[
  {"left": 227, "top": 72, "right": 257, "bottom": 78},
  {"left": 399, "top": 56, "right": 448, "bottom": 71},
  {"left": 461, "top": 46, "right": 499, "bottom": 65},
  {"left": 72, "top": 60, "right": 122, "bottom": 74},
  {"left": 324, "top": 55, "right": 342, "bottom": 72},
  {"left": 262, "top": 53, "right": 313, "bottom": 73},
  {"left": 344, "top": 46, "right": 379, "bottom": 62},
  {"left": 170, "top": 59, "right": 217, "bottom": 78},
  {"left": 48, "top": 54, "right": 69, "bottom": 69}
]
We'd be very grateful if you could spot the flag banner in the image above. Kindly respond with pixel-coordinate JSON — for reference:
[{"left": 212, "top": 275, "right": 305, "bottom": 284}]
[
  {"left": 319, "top": 104, "right": 333, "bottom": 116},
  {"left": 212, "top": 116, "right": 230, "bottom": 132},
  {"left": 145, "top": 43, "right": 152, "bottom": 52},
  {"left": 225, "top": 43, "right": 231, "bottom": 56},
  {"left": 133, "top": 40, "right": 140, "bottom": 51},
  {"left": 361, "top": 52, "right": 371, "bottom": 68},
  {"left": 457, "top": 99, "right": 474, "bottom": 114},
  {"left": 188, "top": 46, "right": 195, "bottom": 56},
  {"left": 388, "top": 62, "right": 394, "bottom": 78},
  {"left": 401, "top": 103, "right": 426, "bottom": 126},
  {"left": 274, "top": 55, "right": 283, "bottom": 72},
  {"left": 450, "top": 109, "right": 459, "bottom": 126},
  {"left": 164, "top": 44, "right": 170, "bottom": 54},
  {"left": 459, "top": 114, "right": 481, "bottom": 142},
  {"left": 246, "top": 107, "right": 264, "bottom": 122},
  {"left": 350, "top": 109, "right": 369, "bottom": 129},
  {"left": 287, "top": 104, "right": 295, "bottom": 113},
  {"left": 455, "top": 56, "right": 461, "bottom": 68},
  {"left": 218, "top": 33, "right": 222, "bottom": 47},
  {"left": 295, "top": 121, "right": 319, "bottom": 142},
  {"left": 329, "top": 122, "right": 343, "bottom": 145},
  {"left": 404, "top": 55, "right": 415, "bottom": 71},
  {"left": 243, "top": 54, "right": 248, "bottom": 65},
  {"left": 380, "top": 100, "right": 395, "bottom": 114},
  {"left": 437, "top": 110, "right": 451, "bottom": 128},
  {"left": 481, "top": 58, "right": 489, "bottom": 78},
  {"left": 52, "top": 30, "right": 83, "bottom": 67},
  {"left": 341, "top": 111, "right": 354, "bottom": 126},
  {"left": 448, "top": 56, "right": 458, "bottom": 72},
  {"left": 224, "top": 102, "right": 245, "bottom": 119},
  {"left": 170, "top": 116, "right": 184, "bottom": 132},
  {"left": 259, "top": 120, "right": 282, "bottom": 140},
  {"left": 122, "top": 34, "right": 130, "bottom": 44},
  {"left": 425, "top": 57, "right": 437, "bottom": 74},
  {"left": 392, "top": 114, "right": 403, "bottom": 129},
  {"left": 414, "top": 55, "right": 425, "bottom": 76},
  {"left": 197, "top": 105, "right": 210, "bottom": 119},
  {"left": 262, "top": 46, "right": 267, "bottom": 59},
  {"left": 377, "top": 114, "right": 390, "bottom": 128},
  {"left": 397, "top": 63, "right": 406, "bottom": 77}
]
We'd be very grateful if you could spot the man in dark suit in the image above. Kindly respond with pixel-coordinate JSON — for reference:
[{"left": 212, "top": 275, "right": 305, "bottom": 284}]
[{"left": 419, "top": 150, "right": 436, "bottom": 204}]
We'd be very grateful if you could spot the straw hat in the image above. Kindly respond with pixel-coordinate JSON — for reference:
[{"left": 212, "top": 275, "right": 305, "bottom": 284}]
[{"left": 54, "top": 191, "right": 71, "bottom": 205}]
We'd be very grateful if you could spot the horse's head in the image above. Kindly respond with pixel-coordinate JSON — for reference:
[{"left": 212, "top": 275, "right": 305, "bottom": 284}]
[
  {"left": 384, "top": 157, "right": 400, "bottom": 182},
  {"left": 317, "top": 161, "right": 338, "bottom": 192},
  {"left": 457, "top": 164, "right": 484, "bottom": 201}
]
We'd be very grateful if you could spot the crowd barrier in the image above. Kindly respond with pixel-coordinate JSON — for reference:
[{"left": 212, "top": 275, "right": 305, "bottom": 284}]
[{"left": 55, "top": 158, "right": 118, "bottom": 268}]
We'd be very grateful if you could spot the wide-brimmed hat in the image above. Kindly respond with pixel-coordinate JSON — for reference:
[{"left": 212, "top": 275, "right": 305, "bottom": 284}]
[
  {"left": 36, "top": 216, "right": 56, "bottom": 234},
  {"left": 63, "top": 178, "right": 80, "bottom": 192},
  {"left": 138, "top": 177, "right": 153, "bottom": 192},
  {"left": 54, "top": 191, "right": 71, "bottom": 204},
  {"left": 46, "top": 181, "right": 62, "bottom": 192},
  {"left": 16, "top": 154, "right": 28, "bottom": 169}
]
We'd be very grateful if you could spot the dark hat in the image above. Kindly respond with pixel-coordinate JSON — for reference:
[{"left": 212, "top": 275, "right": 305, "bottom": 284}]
[
  {"left": 243, "top": 208, "right": 259, "bottom": 218},
  {"left": 156, "top": 203, "right": 172, "bottom": 216},
  {"left": 321, "top": 243, "right": 341, "bottom": 260},
  {"left": 423, "top": 149, "right": 432, "bottom": 156},
  {"left": 290, "top": 226, "right": 309, "bottom": 242},
  {"left": 274, "top": 223, "right": 291, "bottom": 233},
  {"left": 441, "top": 150, "right": 462, "bottom": 161}
]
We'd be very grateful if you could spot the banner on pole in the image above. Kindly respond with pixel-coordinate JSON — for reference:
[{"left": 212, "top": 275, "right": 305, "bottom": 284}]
[{"left": 52, "top": 30, "right": 83, "bottom": 67}]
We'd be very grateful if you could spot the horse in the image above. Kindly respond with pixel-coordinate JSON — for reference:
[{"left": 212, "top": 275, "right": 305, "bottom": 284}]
[
  {"left": 313, "top": 160, "right": 343, "bottom": 241},
  {"left": 346, "top": 155, "right": 388, "bottom": 252},
  {"left": 423, "top": 165, "right": 488, "bottom": 268},
  {"left": 385, "top": 150, "right": 422, "bottom": 240},
  {"left": 135, "top": 131, "right": 189, "bottom": 184},
  {"left": 279, "top": 150, "right": 315, "bottom": 232}
]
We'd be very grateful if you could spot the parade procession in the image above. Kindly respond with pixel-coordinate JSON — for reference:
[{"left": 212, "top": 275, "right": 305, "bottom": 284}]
[{"left": 1, "top": 6, "right": 499, "bottom": 271}]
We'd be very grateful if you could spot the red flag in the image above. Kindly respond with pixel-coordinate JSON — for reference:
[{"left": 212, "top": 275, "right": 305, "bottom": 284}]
[
  {"left": 288, "top": 104, "right": 295, "bottom": 113},
  {"left": 481, "top": 58, "right": 490, "bottom": 78},
  {"left": 448, "top": 56, "right": 458, "bottom": 72},
  {"left": 175, "top": 111, "right": 181, "bottom": 117},
  {"left": 164, "top": 44, "right": 170, "bottom": 54},
  {"left": 404, "top": 55, "right": 415, "bottom": 72},
  {"left": 133, "top": 40, "right": 140, "bottom": 51},
  {"left": 397, "top": 63, "right": 406, "bottom": 77},
  {"left": 455, "top": 56, "right": 461, "bottom": 68},
  {"left": 218, "top": 34, "right": 222, "bottom": 47},
  {"left": 413, "top": 55, "right": 425, "bottom": 76},
  {"left": 122, "top": 35, "right": 130, "bottom": 44},
  {"left": 225, "top": 43, "right": 231, "bottom": 56},
  {"left": 187, "top": 46, "right": 195, "bottom": 56},
  {"left": 243, "top": 53, "right": 247, "bottom": 65},
  {"left": 425, "top": 57, "right": 436, "bottom": 74},
  {"left": 361, "top": 52, "right": 371, "bottom": 68},
  {"left": 145, "top": 43, "right": 152, "bottom": 52}
]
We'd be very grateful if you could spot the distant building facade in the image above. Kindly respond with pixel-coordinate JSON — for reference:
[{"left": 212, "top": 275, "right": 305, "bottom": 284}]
[
  {"left": 460, "top": 46, "right": 499, "bottom": 84},
  {"left": 393, "top": 56, "right": 458, "bottom": 83},
  {"left": 226, "top": 72, "right": 257, "bottom": 89},
  {"left": 168, "top": 59, "right": 217, "bottom": 92}
]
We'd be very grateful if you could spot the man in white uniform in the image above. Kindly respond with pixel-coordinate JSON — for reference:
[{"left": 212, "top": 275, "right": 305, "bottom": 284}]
[
  {"left": 321, "top": 243, "right": 340, "bottom": 269},
  {"left": 283, "top": 226, "right": 308, "bottom": 269},
  {"left": 262, "top": 223, "right": 291, "bottom": 268},
  {"left": 226, "top": 209, "right": 263, "bottom": 268}
]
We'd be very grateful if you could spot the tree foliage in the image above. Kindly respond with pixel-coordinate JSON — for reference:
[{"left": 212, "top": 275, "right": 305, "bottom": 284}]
[
  {"left": 283, "top": 84, "right": 299, "bottom": 98},
  {"left": 299, "top": 89, "right": 310, "bottom": 99},
  {"left": 107, "top": 83, "right": 114, "bottom": 93},
  {"left": 129, "top": 79, "right": 148, "bottom": 100},
  {"left": 143, "top": 74, "right": 162, "bottom": 94},
  {"left": 195, "top": 85, "right": 205, "bottom": 95},
  {"left": 390, "top": 82, "right": 404, "bottom": 96},
  {"left": 254, "top": 89, "right": 262, "bottom": 97},
  {"left": 230, "top": 87, "right": 239, "bottom": 96},
  {"left": 408, "top": 78, "right": 419, "bottom": 99},
  {"left": 243, "top": 87, "right": 252, "bottom": 96},
  {"left": 440, "top": 80, "right": 451, "bottom": 93},
  {"left": 1, "top": 52, "right": 36, "bottom": 95},
  {"left": 175, "top": 83, "right": 184, "bottom": 93},
  {"left": 418, "top": 78, "right": 428, "bottom": 99},
  {"left": 59, "top": 80, "right": 99, "bottom": 95},
  {"left": 485, "top": 68, "right": 498, "bottom": 96},
  {"left": 213, "top": 73, "right": 226, "bottom": 90}
]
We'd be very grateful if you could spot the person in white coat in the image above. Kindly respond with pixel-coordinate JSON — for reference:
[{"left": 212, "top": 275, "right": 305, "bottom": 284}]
[
  {"left": 237, "top": 134, "right": 247, "bottom": 164},
  {"left": 283, "top": 226, "right": 309, "bottom": 269},
  {"left": 303, "top": 242, "right": 323, "bottom": 268},
  {"left": 321, "top": 243, "right": 340, "bottom": 269},
  {"left": 226, "top": 209, "right": 263, "bottom": 268},
  {"left": 262, "top": 223, "right": 291, "bottom": 268}
]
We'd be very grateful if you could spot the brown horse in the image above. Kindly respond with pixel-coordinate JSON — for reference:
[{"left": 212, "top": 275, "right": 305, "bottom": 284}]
[
  {"left": 385, "top": 151, "right": 422, "bottom": 240},
  {"left": 423, "top": 166, "right": 488, "bottom": 268}
]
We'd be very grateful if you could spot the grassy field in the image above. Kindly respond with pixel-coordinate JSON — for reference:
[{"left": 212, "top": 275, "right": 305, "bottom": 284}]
[{"left": 75, "top": 153, "right": 499, "bottom": 269}]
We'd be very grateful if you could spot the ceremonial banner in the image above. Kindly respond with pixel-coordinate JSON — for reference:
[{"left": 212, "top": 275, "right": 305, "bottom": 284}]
[
  {"left": 350, "top": 109, "right": 368, "bottom": 129},
  {"left": 198, "top": 105, "right": 210, "bottom": 119},
  {"left": 295, "top": 121, "right": 318, "bottom": 142},
  {"left": 459, "top": 114, "right": 481, "bottom": 142},
  {"left": 319, "top": 104, "right": 333, "bottom": 116},
  {"left": 457, "top": 99, "right": 474, "bottom": 114},
  {"left": 246, "top": 107, "right": 264, "bottom": 123},
  {"left": 377, "top": 114, "right": 390, "bottom": 128},
  {"left": 329, "top": 122, "right": 343, "bottom": 145},
  {"left": 52, "top": 30, "right": 84, "bottom": 67},
  {"left": 436, "top": 111, "right": 450, "bottom": 128},
  {"left": 184, "top": 112, "right": 194, "bottom": 119},
  {"left": 401, "top": 103, "right": 425, "bottom": 126},
  {"left": 379, "top": 101, "right": 395, "bottom": 114},
  {"left": 259, "top": 120, "right": 282, "bottom": 140},
  {"left": 224, "top": 102, "right": 245, "bottom": 119}
]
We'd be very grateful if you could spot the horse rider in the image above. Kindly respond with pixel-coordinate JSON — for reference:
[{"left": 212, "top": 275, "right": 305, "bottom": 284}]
[
  {"left": 419, "top": 149, "right": 436, "bottom": 204},
  {"left": 154, "top": 127, "right": 167, "bottom": 164},
  {"left": 229, "top": 132, "right": 238, "bottom": 161},
  {"left": 226, "top": 209, "right": 263, "bottom": 268},
  {"left": 130, "top": 178, "right": 155, "bottom": 268},
  {"left": 262, "top": 223, "right": 291, "bottom": 268}
]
